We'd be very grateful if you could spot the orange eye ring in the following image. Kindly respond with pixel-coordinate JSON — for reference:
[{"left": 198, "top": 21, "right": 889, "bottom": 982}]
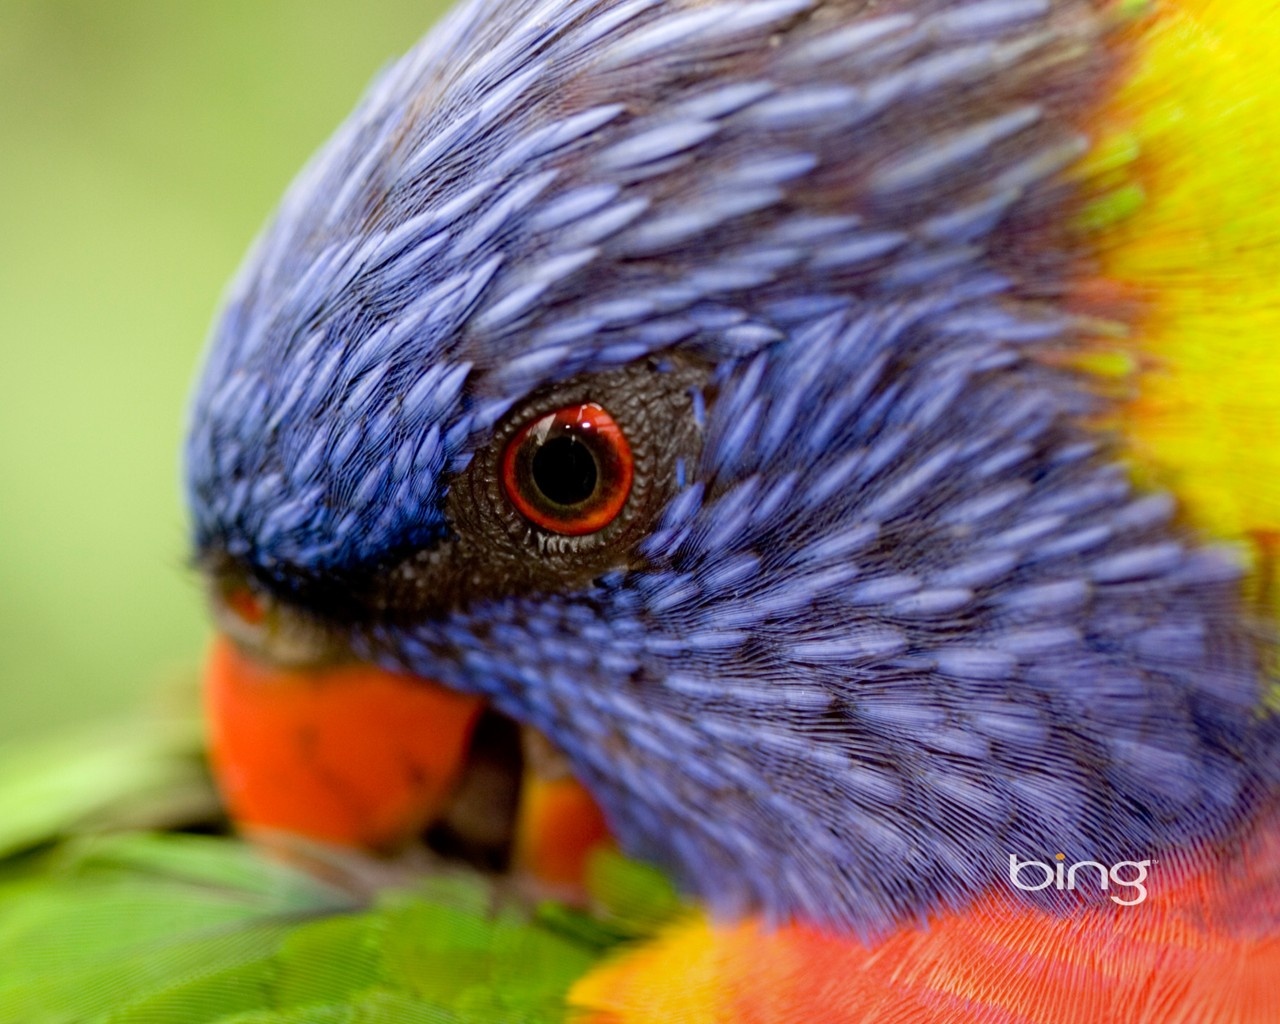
[{"left": 500, "top": 403, "right": 633, "bottom": 535}]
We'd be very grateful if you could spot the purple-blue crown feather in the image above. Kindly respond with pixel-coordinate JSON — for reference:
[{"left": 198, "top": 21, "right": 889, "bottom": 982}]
[{"left": 187, "top": 0, "right": 1277, "bottom": 935}]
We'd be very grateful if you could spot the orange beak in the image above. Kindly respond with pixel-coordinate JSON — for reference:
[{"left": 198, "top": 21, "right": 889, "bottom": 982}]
[
  {"left": 205, "top": 632, "right": 614, "bottom": 891},
  {"left": 515, "top": 769, "right": 613, "bottom": 890},
  {"left": 204, "top": 635, "right": 486, "bottom": 850}
]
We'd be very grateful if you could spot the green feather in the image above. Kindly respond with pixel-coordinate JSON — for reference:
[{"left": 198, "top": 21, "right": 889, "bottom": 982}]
[
  {"left": 0, "top": 730, "right": 685, "bottom": 1024},
  {"left": 0, "top": 718, "right": 213, "bottom": 861},
  {"left": 0, "top": 832, "right": 679, "bottom": 1023}
]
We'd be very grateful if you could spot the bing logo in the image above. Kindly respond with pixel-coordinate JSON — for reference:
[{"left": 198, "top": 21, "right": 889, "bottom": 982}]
[{"left": 1007, "top": 852, "right": 1152, "bottom": 905}]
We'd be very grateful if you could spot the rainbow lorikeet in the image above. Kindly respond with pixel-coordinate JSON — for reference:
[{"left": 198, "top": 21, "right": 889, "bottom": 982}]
[{"left": 4, "top": 0, "right": 1280, "bottom": 1020}]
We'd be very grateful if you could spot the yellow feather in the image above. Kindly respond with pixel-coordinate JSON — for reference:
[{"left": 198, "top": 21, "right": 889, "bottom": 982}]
[{"left": 1083, "top": 0, "right": 1280, "bottom": 613}]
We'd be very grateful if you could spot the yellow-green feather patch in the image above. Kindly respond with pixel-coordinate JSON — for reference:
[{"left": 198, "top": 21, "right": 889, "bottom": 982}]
[{"left": 1082, "top": 0, "right": 1280, "bottom": 588}]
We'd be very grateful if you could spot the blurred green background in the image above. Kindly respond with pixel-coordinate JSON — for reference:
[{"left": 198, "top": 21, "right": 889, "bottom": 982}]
[{"left": 0, "top": 1, "right": 445, "bottom": 742}]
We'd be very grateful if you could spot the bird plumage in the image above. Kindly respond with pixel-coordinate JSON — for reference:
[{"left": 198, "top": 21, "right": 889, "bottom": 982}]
[
  {"left": 575, "top": 806, "right": 1280, "bottom": 1022},
  {"left": 6, "top": 0, "right": 1280, "bottom": 1019},
  {"left": 186, "top": 0, "right": 1278, "bottom": 945}
]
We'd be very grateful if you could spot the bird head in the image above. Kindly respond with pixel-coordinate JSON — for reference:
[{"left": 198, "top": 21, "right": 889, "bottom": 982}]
[{"left": 186, "top": 0, "right": 1272, "bottom": 936}]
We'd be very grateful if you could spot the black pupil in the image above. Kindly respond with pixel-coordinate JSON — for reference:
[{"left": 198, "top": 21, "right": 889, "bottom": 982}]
[{"left": 531, "top": 434, "right": 598, "bottom": 506}]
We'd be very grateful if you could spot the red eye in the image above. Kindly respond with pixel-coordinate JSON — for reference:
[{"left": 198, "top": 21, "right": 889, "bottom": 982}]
[{"left": 501, "top": 403, "right": 633, "bottom": 535}]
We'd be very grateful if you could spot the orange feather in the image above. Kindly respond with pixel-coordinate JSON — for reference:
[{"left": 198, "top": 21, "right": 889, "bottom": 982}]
[{"left": 572, "top": 809, "right": 1280, "bottom": 1022}]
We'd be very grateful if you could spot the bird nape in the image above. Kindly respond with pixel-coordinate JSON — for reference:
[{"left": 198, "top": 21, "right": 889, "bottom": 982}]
[{"left": 21, "top": 0, "right": 1280, "bottom": 1021}]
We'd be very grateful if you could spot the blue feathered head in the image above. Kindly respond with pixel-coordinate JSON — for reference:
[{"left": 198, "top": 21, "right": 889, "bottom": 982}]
[{"left": 186, "top": 0, "right": 1273, "bottom": 936}]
